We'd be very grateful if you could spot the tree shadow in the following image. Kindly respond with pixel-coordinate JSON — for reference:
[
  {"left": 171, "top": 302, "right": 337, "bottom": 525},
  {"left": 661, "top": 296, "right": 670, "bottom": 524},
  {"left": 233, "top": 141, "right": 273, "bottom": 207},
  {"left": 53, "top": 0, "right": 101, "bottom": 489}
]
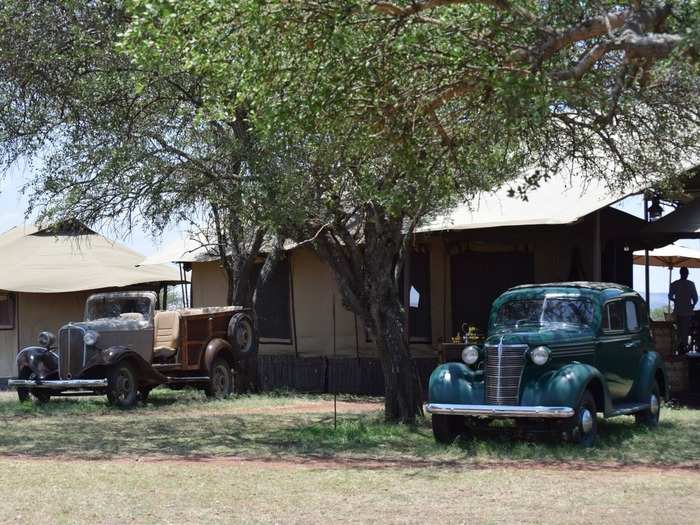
[{"left": 1, "top": 394, "right": 697, "bottom": 468}]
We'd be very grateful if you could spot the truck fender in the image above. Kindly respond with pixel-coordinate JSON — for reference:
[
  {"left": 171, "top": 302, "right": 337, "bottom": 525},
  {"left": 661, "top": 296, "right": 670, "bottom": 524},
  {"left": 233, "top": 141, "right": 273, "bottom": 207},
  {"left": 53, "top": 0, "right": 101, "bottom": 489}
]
[
  {"left": 202, "top": 338, "right": 235, "bottom": 373},
  {"left": 16, "top": 346, "right": 58, "bottom": 380},
  {"left": 102, "top": 347, "right": 165, "bottom": 385},
  {"left": 520, "top": 363, "right": 613, "bottom": 415},
  {"left": 428, "top": 362, "right": 485, "bottom": 405},
  {"left": 628, "top": 351, "right": 669, "bottom": 402}
]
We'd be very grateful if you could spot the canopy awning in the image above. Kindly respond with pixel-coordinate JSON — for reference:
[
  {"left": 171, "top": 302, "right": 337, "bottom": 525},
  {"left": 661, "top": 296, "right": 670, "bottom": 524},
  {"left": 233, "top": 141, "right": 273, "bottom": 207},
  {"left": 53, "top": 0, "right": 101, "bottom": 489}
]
[
  {"left": 0, "top": 223, "right": 183, "bottom": 293},
  {"left": 642, "top": 197, "right": 700, "bottom": 237}
]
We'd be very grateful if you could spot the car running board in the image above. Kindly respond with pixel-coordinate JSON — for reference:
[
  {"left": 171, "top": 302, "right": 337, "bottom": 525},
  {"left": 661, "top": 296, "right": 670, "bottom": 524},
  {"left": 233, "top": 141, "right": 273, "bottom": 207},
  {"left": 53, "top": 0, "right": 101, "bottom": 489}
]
[
  {"left": 164, "top": 376, "right": 210, "bottom": 385},
  {"left": 608, "top": 402, "right": 650, "bottom": 417}
]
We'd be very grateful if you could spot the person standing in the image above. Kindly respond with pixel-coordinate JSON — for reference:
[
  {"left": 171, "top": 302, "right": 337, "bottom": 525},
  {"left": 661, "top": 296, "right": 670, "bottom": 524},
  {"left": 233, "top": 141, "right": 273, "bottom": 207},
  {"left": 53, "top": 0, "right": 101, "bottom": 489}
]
[{"left": 669, "top": 266, "right": 698, "bottom": 353}]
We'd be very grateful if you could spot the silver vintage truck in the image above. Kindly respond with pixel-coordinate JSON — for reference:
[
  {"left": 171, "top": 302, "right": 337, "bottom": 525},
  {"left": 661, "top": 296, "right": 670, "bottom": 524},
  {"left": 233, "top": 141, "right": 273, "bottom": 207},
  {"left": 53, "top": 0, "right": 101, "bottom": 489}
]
[{"left": 9, "top": 291, "right": 256, "bottom": 407}]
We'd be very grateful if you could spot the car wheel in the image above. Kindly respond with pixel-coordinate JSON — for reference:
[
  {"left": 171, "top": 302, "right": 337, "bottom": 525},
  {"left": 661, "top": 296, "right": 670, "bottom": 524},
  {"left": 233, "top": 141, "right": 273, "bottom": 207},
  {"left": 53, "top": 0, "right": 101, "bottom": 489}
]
[
  {"left": 17, "top": 368, "right": 31, "bottom": 402},
  {"left": 635, "top": 382, "right": 661, "bottom": 428},
  {"left": 106, "top": 362, "right": 139, "bottom": 408},
  {"left": 139, "top": 387, "right": 153, "bottom": 403},
  {"left": 24, "top": 371, "right": 50, "bottom": 404},
  {"left": 31, "top": 389, "right": 51, "bottom": 404},
  {"left": 569, "top": 390, "right": 597, "bottom": 447},
  {"left": 431, "top": 414, "right": 465, "bottom": 444},
  {"left": 205, "top": 357, "right": 233, "bottom": 399}
]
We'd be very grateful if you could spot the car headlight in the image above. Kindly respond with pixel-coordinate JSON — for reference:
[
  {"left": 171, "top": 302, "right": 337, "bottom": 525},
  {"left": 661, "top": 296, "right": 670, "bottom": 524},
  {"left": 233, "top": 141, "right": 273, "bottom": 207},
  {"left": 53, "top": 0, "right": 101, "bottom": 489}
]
[
  {"left": 461, "top": 345, "right": 480, "bottom": 365},
  {"left": 83, "top": 330, "right": 99, "bottom": 346},
  {"left": 38, "top": 331, "right": 55, "bottom": 348},
  {"left": 530, "top": 346, "right": 551, "bottom": 366}
]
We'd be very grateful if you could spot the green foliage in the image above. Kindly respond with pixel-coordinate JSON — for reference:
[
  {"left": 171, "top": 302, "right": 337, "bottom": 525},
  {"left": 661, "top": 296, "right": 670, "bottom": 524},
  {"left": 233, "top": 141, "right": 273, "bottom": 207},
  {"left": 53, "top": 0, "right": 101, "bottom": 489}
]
[
  {"left": 651, "top": 305, "right": 671, "bottom": 321},
  {"left": 121, "top": 0, "right": 700, "bottom": 223}
]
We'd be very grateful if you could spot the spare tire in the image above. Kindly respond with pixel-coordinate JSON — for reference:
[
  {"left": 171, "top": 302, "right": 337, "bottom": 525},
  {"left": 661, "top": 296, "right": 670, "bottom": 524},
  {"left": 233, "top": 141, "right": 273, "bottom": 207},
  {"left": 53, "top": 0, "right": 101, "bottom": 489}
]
[{"left": 227, "top": 313, "right": 258, "bottom": 358}]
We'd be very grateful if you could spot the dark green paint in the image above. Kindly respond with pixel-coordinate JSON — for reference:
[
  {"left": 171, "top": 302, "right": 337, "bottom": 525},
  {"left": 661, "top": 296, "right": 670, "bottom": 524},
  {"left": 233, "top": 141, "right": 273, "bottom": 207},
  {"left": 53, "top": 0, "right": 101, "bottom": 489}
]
[{"left": 429, "top": 282, "right": 668, "bottom": 417}]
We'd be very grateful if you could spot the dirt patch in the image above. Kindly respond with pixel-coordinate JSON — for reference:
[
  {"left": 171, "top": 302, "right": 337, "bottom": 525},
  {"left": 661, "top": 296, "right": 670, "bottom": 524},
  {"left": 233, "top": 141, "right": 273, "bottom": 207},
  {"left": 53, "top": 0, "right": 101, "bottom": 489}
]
[{"left": 223, "top": 400, "right": 382, "bottom": 415}]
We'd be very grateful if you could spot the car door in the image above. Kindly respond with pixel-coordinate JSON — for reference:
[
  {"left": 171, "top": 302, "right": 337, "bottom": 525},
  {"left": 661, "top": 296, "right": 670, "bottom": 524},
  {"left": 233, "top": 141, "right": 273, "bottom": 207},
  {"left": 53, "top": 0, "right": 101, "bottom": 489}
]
[
  {"left": 598, "top": 299, "right": 641, "bottom": 401},
  {"left": 621, "top": 299, "right": 644, "bottom": 396}
]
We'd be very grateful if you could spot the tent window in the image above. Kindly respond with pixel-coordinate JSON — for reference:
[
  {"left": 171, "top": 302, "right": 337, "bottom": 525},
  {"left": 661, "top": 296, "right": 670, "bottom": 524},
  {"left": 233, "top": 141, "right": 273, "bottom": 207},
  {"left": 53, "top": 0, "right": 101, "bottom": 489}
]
[
  {"left": 0, "top": 293, "right": 15, "bottom": 330},
  {"left": 254, "top": 259, "right": 292, "bottom": 343}
]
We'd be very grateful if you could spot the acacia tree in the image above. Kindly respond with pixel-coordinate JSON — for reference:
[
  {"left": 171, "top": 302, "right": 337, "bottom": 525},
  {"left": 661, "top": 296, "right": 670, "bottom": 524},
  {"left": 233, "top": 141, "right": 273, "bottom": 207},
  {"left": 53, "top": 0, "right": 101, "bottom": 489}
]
[
  {"left": 0, "top": 0, "right": 285, "bottom": 311},
  {"left": 123, "top": 0, "right": 700, "bottom": 422}
]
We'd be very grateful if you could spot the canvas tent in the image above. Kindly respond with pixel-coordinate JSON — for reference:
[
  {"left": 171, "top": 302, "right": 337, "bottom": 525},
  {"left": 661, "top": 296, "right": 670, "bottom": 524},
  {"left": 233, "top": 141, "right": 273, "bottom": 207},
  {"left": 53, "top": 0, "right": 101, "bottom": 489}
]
[
  {"left": 144, "top": 173, "right": 649, "bottom": 394},
  {"left": 0, "top": 222, "right": 182, "bottom": 381}
]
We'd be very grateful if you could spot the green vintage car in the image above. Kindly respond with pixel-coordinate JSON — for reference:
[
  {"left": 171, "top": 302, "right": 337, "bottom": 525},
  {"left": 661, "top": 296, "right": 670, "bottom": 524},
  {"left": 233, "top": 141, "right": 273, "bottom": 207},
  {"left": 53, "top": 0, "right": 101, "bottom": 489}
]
[{"left": 426, "top": 282, "right": 668, "bottom": 446}]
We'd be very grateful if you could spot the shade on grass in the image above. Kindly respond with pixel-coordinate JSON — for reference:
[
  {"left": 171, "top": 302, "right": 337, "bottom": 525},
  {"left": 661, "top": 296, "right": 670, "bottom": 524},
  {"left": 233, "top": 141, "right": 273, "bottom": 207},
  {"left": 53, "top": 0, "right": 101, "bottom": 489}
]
[{"left": 1, "top": 390, "right": 698, "bottom": 467}]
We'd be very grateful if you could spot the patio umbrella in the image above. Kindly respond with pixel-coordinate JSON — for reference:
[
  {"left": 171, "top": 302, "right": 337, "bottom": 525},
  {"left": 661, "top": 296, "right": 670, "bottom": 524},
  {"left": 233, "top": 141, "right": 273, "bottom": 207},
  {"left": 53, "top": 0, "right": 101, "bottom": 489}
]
[{"left": 633, "top": 244, "right": 700, "bottom": 311}]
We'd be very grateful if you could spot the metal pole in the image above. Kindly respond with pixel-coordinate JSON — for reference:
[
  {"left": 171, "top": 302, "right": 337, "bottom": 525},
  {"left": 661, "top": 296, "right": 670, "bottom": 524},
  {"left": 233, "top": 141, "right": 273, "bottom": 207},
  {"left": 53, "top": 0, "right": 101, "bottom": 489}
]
[
  {"left": 644, "top": 194, "right": 650, "bottom": 313},
  {"left": 332, "top": 290, "right": 337, "bottom": 430},
  {"left": 668, "top": 267, "right": 672, "bottom": 314}
]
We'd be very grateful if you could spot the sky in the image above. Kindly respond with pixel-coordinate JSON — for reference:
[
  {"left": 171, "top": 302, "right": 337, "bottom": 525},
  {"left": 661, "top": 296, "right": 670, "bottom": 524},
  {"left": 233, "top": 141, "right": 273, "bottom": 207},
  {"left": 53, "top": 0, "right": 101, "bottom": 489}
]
[
  {"left": 2, "top": 161, "right": 699, "bottom": 299},
  {"left": 0, "top": 162, "right": 185, "bottom": 258}
]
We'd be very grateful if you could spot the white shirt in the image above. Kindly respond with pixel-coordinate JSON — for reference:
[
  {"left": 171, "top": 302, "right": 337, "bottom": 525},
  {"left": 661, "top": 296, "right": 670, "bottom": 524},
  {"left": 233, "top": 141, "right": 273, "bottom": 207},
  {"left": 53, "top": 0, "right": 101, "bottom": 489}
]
[{"left": 669, "top": 278, "right": 698, "bottom": 315}]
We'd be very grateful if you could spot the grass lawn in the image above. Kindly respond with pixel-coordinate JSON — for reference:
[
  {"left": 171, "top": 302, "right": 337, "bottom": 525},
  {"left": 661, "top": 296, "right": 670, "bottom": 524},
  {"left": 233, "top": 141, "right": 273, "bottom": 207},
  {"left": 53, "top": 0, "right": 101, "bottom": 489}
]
[{"left": 1, "top": 389, "right": 699, "bottom": 524}]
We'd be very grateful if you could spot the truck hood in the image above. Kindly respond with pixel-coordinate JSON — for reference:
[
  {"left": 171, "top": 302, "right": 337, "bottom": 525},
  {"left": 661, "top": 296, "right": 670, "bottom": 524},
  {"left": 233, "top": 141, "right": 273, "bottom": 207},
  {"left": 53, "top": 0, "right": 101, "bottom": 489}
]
[
  {"left": 485, "top": 324, "right": 595, "bottom": 347},
  {"left": 62, "top": 318, "right": 150, "bottom": 333}
]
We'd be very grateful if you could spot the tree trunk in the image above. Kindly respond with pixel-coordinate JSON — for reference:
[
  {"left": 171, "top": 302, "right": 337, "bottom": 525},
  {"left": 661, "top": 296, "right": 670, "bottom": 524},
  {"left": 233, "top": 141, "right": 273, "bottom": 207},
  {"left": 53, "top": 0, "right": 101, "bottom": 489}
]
[
  {"left": 367, "top": 286, "right": 422, "bottom": 423},
  {"left": 229, "top": 255, "right": 259, "bottom": 307},
  {"left": 310, "top": 206, "right": 423, "bottom": 424}
]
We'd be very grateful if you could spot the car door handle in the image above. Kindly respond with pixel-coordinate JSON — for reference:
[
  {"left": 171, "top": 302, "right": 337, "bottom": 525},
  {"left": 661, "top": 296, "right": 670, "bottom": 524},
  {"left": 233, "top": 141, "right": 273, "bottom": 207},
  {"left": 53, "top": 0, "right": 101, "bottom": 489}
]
[{"left": 625, "top": 341, "right": 641, "bottom": 349}]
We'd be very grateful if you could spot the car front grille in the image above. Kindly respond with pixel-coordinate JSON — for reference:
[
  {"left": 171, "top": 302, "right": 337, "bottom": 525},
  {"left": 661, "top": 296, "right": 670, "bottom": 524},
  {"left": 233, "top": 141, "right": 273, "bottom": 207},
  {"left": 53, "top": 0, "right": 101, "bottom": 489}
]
[
  {"left": 58, "top": 326, "right": 86, "bottom": 380},
  {"left": 484, "top": 343, "right": 527, "bottom": 405}
]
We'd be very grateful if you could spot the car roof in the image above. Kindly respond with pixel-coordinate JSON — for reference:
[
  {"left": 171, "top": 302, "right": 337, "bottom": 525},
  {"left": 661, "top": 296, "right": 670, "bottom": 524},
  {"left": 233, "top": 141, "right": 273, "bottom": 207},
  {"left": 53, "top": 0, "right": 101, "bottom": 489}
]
[{"left": 506, "top": 282, "right": 639, "bottom": 301}]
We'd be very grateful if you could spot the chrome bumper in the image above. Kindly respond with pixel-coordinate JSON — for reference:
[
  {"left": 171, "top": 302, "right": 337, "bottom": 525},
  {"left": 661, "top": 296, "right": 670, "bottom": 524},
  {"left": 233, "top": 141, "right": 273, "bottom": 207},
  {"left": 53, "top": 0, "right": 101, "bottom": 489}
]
[
  {"left": 425, "top": 403, "right": 574, "bottom": 418},
  {"left": 8, "top": 379, "right": 108, "bottom": 390}
]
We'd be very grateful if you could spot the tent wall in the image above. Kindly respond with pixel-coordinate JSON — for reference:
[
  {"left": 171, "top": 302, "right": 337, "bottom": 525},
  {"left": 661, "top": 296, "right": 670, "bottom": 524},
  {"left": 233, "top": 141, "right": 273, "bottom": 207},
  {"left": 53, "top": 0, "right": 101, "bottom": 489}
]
[
  {"left": 0, "top": 293, "right": 18, "bottom": 379},
  {"left": 0, "top": 291, "right": 90, "bottom": 380},
  {"left": 191, "top": 247, "right": 439, "bottom": 359},
  {"left": 191, "top": 261, "right": 228, "bottom": 307},
  {"left": 17, "top": 292, "right": 92, "bottom": 350}
]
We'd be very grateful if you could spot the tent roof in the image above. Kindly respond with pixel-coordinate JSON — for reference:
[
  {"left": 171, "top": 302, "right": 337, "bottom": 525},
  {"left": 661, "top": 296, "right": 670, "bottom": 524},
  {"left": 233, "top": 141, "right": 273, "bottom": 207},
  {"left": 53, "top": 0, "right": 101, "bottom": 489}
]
[
  {"left": 140, "top": 235, "right": 298, "bottom": 265},
  {"left": 0, "top": 223, "right": 182, "bottom": 293},
  {"left": 632, "top": 244, "right": 700, "bottom": 269},
  {"left": 145, "top": 173, "right": 643, "bottom": 265},
  {"left": 418, "top": 173, "right": 640, "bottom": 232}
]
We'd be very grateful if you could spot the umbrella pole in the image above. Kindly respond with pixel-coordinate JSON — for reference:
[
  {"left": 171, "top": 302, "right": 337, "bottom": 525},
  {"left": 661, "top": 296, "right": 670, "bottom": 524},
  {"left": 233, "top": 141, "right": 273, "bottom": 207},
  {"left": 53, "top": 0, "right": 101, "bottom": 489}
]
[
  {"left": 668, "top": 266, "right": 672, "bottom": 314},
  {"left": 644, "top": 194, "right": 650, "bottom": 313}
]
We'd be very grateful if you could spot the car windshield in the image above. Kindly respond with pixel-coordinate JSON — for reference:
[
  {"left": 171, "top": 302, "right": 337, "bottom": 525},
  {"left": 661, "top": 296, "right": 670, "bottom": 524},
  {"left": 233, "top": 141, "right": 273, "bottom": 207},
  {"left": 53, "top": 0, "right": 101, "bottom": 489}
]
[
  {"left": 494, "top": 297, "right": 595, "bottom": 328},
  {"left": 86, "top": 296, "right": 152, "bottom": 323}
]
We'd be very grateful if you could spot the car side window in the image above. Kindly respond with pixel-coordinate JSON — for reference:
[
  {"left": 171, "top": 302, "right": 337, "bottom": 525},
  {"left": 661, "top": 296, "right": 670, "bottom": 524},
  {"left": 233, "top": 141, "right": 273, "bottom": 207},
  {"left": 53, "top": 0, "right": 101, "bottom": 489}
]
[
  {"left": 603, "top": 301, "right": 625, "bottom": 331},
  {"left": 635, "top": 301, "right": 649, "bottom": 327},
  {"left": 626, "top": 300, "right": 639, "bottom": 331}
]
